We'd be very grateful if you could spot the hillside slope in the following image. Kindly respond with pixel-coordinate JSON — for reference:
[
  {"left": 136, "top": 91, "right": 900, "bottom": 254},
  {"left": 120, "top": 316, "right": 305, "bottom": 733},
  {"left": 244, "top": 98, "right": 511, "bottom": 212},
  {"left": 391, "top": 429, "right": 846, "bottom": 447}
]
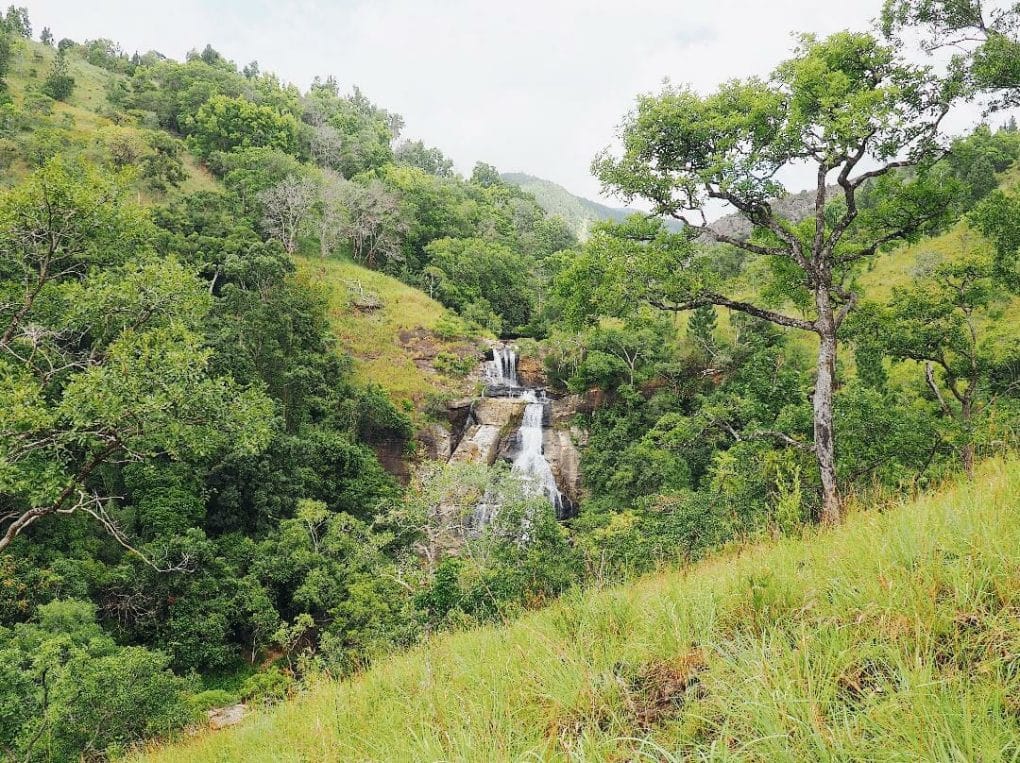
[
  {"left": 143, "top": 457, "right": 1020, "bottom": 762},
  {"left": 295, "top": 255, "right": 486, "bottom": 413},
  {"left": 4, "top": 40, "right": 485, "bottom": 415}
]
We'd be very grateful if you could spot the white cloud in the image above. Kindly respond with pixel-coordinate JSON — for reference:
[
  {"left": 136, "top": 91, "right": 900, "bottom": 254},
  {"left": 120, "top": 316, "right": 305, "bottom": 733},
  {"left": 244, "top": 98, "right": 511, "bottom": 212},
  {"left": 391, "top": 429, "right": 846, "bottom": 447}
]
[{"left": 22, "top": 0, "right": 1007, "bottom": 205}]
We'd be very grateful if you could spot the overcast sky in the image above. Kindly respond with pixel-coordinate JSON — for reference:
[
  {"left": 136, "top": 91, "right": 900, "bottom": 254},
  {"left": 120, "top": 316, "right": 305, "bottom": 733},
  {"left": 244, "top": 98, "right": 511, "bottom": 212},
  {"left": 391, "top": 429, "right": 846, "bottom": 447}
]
[{"left": 23, "top": 0, "right": 1002, "bottom": 203}]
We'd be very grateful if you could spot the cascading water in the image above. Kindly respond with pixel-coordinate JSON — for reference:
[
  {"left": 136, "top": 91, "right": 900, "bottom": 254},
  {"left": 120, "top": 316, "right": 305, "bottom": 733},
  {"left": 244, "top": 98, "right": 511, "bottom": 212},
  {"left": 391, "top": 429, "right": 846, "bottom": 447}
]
[
  {"left": 486, "top": 345, "right": 519, "bottom": 388},
  {"left": 511, "top": 390, "right": 563, "bottom": 513},
  {"left": 469, "top": 344, "right": 564, "bottom": 529}
]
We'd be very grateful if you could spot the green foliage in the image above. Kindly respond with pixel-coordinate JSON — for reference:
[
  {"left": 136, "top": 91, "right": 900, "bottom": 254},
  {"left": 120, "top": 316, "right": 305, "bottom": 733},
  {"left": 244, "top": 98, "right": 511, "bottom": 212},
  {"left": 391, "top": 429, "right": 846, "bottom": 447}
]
[
  {"left": 186, "top": 95, "right": 299, "bottom": 159},
  {"left": 141, "top": 131, "right": 188, "bottom": 191},
  {"left": 970, "top": 189, "right": 1020, "bottom": 290},
  {"left": 40, "top": 49, "right": 74, "bottom": 101},
  {"left": 240, "top": 667, "right": 293, "bottom": 705},
  {"left": 424, "top": 237, "right": 537, "bottom": 331},
  {"left": 0, "top": 599, "right": 191, "bottom": 760},
  {"left": 393, "top": 139, "right": 455, "bottom": 177}
]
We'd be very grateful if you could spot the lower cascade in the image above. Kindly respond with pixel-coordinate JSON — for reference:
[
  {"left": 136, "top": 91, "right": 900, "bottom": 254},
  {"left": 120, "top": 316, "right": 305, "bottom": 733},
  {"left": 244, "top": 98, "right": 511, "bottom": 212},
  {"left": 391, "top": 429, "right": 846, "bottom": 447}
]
[{"left": 511, "top": 390, "right": 563, "bottom": 513}]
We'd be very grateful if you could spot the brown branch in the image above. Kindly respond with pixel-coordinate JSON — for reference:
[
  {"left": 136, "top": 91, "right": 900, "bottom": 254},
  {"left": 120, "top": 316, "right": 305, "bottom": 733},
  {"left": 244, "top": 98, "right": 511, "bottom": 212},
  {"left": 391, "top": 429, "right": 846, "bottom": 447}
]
[{"left": 650, "top": 293, "right": 815, "bottom": 332}]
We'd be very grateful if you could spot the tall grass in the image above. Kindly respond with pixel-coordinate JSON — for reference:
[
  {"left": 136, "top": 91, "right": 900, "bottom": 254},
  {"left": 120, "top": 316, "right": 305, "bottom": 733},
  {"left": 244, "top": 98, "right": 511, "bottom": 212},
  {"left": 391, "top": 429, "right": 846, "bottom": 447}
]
[{"left": 141, "top": 457, "right": 1020, "bottom": 762}]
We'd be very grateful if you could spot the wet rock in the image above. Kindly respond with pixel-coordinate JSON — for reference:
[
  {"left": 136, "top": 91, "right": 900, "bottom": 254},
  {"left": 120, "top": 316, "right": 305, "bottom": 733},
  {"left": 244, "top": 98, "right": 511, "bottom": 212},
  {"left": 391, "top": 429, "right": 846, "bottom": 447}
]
[
  {"left": 449, "top": 424, "right": 504, "bottom": 465},
  {"left": 543, "top": 426, "right": 585, "bottom": 511},
  {"left": 472, "top": 397, "right": 527, "bottom": 426}
]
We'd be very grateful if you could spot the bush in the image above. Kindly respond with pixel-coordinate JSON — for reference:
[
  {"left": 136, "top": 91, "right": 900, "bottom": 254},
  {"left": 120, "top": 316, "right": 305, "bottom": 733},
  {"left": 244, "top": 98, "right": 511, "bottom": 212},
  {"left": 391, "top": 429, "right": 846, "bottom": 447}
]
[
  {"left": 240, "top": 667, "right": 294, "bottom": 705},
  {"left": 41, "top": 52, "right": 75, "bottom": 101},
  {"left": 0, "top": 600, "right": 192, "bottom": 760},
  {"left": 188, "top": 689, "right": 238, "bottom": 714}
]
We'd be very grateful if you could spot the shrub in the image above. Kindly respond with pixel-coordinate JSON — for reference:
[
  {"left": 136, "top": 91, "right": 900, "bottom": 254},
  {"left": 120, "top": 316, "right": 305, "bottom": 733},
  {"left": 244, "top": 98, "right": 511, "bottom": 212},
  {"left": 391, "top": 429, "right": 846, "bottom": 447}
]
[{"left": 240, "top": 667, "right": 294, "bottom": 705}]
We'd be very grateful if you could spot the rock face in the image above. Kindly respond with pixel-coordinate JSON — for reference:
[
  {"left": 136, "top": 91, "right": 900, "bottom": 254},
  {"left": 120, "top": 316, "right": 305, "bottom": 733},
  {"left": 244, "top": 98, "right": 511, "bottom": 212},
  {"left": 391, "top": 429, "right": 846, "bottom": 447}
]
[
  {"left": 419, "top": 423, "right": 452, "bottom": 461},
  {"left": 472, "top": 397, "right": 527, "bottom": 426},
  {"left": 372, "top": 440, "right": 411, "bottom": 485},
  {"left": 543, "top": 425, "right": 585, "bottom": 513},
  {"left": 549, "top": 390, "right": 604, "bottom": 424},
  {"left": 516, "top": 355, "right": 547, "bottom": 388},
  {"left": 449, "top": 398, "right": 526, "bottom": 465},
  {"left": 449, "top": 425, "right": 504, "bottom": 465}
]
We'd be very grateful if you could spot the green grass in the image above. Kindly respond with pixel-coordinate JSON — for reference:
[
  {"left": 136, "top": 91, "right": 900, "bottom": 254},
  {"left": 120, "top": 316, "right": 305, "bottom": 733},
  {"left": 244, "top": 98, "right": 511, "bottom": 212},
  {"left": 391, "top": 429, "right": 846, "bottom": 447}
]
[
  {"left": 140, "top": 456, "right": 1020, "bottom": 762},
  {"left": 294, "top": 255, "right": 487, "bottom": 413},
  {"left": 3, "top": 41, "right": 220, "bottom": 193}
]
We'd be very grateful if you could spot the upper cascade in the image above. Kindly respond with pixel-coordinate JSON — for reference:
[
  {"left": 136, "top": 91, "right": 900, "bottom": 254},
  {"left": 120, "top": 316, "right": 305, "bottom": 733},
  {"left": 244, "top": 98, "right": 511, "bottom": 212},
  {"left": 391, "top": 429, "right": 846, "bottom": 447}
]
[{"left": 486, "top": 344, "right": 519, "bottom": 389}]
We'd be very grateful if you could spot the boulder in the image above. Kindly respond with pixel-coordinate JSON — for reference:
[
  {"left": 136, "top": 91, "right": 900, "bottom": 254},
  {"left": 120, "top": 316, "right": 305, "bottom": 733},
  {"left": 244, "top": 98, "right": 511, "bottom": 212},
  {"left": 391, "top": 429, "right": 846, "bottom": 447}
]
[
  {"left": 471, "top": 397, "right": 527, "bottom": 426},
  {"left": 206, "top": 703, "right": 246, "bottom": 730}
]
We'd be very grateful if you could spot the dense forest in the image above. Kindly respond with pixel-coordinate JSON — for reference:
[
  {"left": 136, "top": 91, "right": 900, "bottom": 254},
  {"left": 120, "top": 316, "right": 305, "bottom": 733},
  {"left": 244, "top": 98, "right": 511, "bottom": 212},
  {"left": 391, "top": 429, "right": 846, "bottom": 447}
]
[{"left": 0, "top": 1, "right": 1018, "bottom": 760}]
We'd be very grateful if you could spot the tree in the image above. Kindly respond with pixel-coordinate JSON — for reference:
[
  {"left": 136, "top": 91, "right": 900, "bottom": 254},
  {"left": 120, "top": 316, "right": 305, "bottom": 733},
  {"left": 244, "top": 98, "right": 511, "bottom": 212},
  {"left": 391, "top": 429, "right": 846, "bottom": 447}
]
[
  {"left": 334, "top": 179, "right": 408, "bottom": 268},
  {"left": 470, "top": 161, "right": 502, "bottom": 188},
  {"left": 881, "top": 0, "right": 1020, "bottom": 109},
  {"left": 878, "top": 250, "right": 1018, "bottom": 475},
  {"left": 39, "top": 25, "right": 51, "bottom": 46},
  {"left": 592, "top": 32, "right": 966, "bottom": 522},
  {"left": 186, "top": 94, "right": 299, "bottom": 159},
  {"left": 424, "top": 237, "right": 537, "bottom": 330},
  {"left": 41, "top": 49, "right": 75, "bottom": 101},
  {"left": 394, "top": 139, "right": 456, "bottom": 177},
  {"left": 969, "top": 188, "right": 1020, "bottom": 290},
  {"left": 259, "top": 174, "right": 318, "bottom": 254},
  {"left": 0, "top": 159, "right": 273, "bottom": 561},
  {"left": 687, "top": 304, "right": 719, "bottom": 359},
  {"left": 0, "top": 599, "right": 191, "bottom": 759},
  {"left": 141, "top": 130, "right": 188, "bottom": 191},
  {"left": 2, "top": 5, "right": 29, "bottom": 37}
]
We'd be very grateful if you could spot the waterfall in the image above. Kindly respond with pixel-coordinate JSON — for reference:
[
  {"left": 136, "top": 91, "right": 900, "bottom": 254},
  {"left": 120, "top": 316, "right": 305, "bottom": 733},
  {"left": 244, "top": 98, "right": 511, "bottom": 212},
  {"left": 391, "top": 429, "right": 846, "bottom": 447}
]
[
  {"left": 486, "top": 345, "right": 518, "bottom": 387},
  {"left": 467, "top": 344, "right": 564, "bottom": 531},
  {"left": 511, "top": 390, "right": 563, "bottom": 513}
]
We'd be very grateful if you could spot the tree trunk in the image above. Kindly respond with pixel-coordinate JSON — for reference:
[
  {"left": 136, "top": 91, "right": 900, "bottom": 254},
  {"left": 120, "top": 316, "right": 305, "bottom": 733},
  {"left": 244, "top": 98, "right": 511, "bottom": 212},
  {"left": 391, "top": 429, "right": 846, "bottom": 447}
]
[
  {"left": 960, "top": 395, "right": 975, "bottom": 478},
  {"left": 813, "top": 293, "right": 841, "bottom": 524}
]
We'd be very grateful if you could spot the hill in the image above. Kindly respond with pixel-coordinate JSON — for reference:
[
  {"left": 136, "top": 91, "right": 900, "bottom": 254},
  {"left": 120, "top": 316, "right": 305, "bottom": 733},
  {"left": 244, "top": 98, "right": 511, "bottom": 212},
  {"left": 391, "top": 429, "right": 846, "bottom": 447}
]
[
  {"left": 141, "top": 457, "right": 1020, "bottom": 761},
  {"left": 501, "top": 171, "right": 683, "bottom": 238},
  {"left": 3, "top": 39, "right": 484, "bottom": 415},
  {"left": 294, "top": 255, "right": 486, "bottom": 413}
]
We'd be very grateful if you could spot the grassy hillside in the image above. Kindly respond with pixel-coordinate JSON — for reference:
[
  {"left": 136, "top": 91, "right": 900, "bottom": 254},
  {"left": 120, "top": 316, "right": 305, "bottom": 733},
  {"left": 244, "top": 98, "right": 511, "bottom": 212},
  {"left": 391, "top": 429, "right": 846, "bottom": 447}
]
[
  {"left": 295, "top": 256, "right": 487, "bottom": 413},
  {"left": 2, "top": 40, "right": 217, "bottom": 192},
  {"left": 501, "top": 172, "right": 630, "bottom": 239},
  {"left": 142, "top": 456, "right": 1019, "bottom": 762}
]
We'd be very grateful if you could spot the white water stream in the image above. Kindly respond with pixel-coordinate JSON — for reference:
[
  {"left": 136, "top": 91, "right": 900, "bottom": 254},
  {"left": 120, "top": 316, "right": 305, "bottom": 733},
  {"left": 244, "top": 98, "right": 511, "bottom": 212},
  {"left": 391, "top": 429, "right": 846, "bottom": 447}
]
[{"left": 473, "top": 344, "right": 563, "bottom": 526}]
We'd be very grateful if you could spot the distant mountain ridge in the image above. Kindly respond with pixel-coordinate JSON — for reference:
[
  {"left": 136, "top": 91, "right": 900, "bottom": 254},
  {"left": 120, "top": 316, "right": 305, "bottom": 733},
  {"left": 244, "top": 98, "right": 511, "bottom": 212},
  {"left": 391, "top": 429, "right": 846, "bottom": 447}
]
[
  {"left": 501, "top": 172, "right": 683, "bottom": 239},
  {"left": 502, "top": 172, "right": 830, "bottom": 242}
]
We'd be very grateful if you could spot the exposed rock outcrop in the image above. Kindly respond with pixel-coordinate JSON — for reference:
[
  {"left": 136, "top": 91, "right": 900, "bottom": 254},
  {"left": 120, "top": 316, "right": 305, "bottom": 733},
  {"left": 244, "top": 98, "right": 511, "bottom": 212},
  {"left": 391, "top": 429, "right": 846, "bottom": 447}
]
[
  {"left": 419, "top": 423, "right": 452, "bottom": 461},
  {"left": 543, "top": 426, "right": 585, "bottom": 512},
  {"left": 516, "top": 355, "right": 547, "bottom": 388},
  {"left": 449, "top": 398, "right": 526, "bottom": 465},
  {"left": 373, "top": 440, "right": 411, "bottom": 485}
]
